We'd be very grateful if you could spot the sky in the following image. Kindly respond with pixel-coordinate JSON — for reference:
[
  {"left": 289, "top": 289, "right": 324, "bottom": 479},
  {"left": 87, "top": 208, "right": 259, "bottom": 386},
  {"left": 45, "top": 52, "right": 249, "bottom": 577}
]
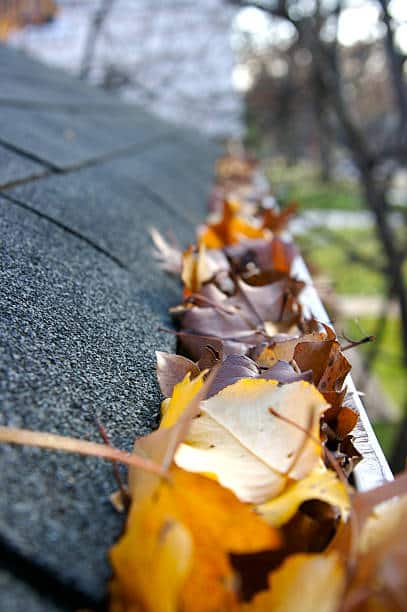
[{"left": 233, "top": 0, "right": 407, "bottom": 50}]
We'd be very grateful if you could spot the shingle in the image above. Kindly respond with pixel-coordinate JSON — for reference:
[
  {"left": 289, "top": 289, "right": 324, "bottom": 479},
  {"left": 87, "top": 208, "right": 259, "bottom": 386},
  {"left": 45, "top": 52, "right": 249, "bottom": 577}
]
[
  {"left": 0, "top": 200, "right": 177, "bottom": 602},
  {"left": 0, "top": 144, "right": 47, "bottom": 188}
]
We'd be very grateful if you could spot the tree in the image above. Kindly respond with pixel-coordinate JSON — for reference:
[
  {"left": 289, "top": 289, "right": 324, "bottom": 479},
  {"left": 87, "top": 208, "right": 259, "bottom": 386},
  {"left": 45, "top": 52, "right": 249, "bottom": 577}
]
[{"left": 230, "top": 0, "right": 407, "bottom": 471}]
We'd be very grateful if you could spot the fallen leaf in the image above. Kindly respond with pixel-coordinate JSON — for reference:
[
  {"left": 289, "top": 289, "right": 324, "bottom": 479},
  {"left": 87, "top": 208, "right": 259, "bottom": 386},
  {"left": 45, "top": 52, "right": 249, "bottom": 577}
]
[
  {"left": 342, "top": 493, "right": 407, "bottom": 612},
  {"left": 270, "top": 236, "right": 297, "bottom": 274},
  {"left": 206, "top": 354, "right": 260, "bottom": 397},
  {"left": 257, "top": 464, "right": 350, "bottom": 527},
  {"left": 110, "top": 466, "right": 280, "bottom": 612},
  {"left": 182, "top": 243, "right": 213, "bottom": 293},
  {"left": 174, "top": 379, "right": 328, "bottom": 503},
  {"left": 150, "top": 227, "right": 182, "bottom": 274},
  {"left": 260, "top": 360, "right": 313, "bottom": 384},
  {"left": 160, "top": 371, "right": 206, "bottom": 429},
  {"left": 241, "top": 552, "right": 345, "bottom": 612},
  {"left": 200, "top": 200, "right": 267, "bottom": 248},
  {"left": 156, "top": 351, "right": 199, "bottom": 398},
  {"left": 261, "top": 201, "right": 298, "bottom": 233},
  {"left": 207, "top": 355, "right": 312, "bottom": 398}
]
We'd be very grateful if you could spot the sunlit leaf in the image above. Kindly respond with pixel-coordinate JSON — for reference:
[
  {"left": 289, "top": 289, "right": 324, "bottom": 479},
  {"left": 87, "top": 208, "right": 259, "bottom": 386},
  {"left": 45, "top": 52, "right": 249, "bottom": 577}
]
[
  {"left": 174, "top": 379, "right": 328, "bottom": 503},
  {"left": 160, "top": 371, "right": 206, "bottom": 429},
  {"left": 241, "top": 553, "right": 345, "bottom": 612},
  {"left": 110, "top": 467, "right": 280, "bottom": 612},
  {"left": 257, "top": 464, "right": 350, "bottom": 527}
]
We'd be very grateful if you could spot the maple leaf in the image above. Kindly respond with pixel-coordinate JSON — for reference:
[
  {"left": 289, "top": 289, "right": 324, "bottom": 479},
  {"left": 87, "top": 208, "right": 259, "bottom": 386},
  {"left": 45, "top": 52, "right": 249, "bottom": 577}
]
[
  {"left": 172, "top": 378, "right": 328, "bottom": 503},
  {"left": 261, "top": 201, "right": 299, "bottom": 234},
  {"left": 199, "top": 200, "right": 267, "bottom": 249}
]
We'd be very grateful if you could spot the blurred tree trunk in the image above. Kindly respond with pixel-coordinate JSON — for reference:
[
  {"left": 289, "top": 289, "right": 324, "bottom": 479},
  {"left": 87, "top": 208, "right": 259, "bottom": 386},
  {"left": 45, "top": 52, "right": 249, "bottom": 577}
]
[
  {"left": 312, "top": 69, "right": 333, "bottom": 183},
  {"left": 79, "top": 0, "right": 115, "bottom": 80},
  {"left": 232, "top": 0, "right": 407, "bottom": 470}
]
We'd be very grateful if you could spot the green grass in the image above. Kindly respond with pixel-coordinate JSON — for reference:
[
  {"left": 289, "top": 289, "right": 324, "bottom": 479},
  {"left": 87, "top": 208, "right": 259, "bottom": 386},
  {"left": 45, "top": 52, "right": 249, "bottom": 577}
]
[
  {"left": 264, "top": 160, "right": 407, "bottom": 457},
  {"left": 345, "top": 317, "right": 406, "bottom": 408},
  {"left": 296, "top": 222, "right": 405, "bottom": 458},
  {"left": 372, "top": 422, "right": 399, "bottom": 458},
  {"left": 345, "top": 316, "right": 405, "bottom": 458},
  {"left": 297, "top": 228, "right": 386, "bottom": 295},
  {"left": 265, "top": 159, "right": 364, "bottom": 211}
]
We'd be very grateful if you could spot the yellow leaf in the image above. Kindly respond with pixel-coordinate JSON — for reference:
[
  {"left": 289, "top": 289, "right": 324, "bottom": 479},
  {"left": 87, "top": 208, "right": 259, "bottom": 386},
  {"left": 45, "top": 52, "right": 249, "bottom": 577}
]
[
  {"left": 110, "top": 474, "right": 193, "bottom": 612},
  {"left": 241, "top": 553, "right": 345, "bottom": 612},
  {"left": 257, "top": 464, "right": 350, "bottom": 527},
  {"left": 160, "top": 371, "right": 205, "bottom": 429},
  {"left": 199, "top": 200, "right": 267, "bottom": 248},
  {"left": 110, "top": 467, "right": 280, "bottom": 612},
  {"left": 175, "top": 379, "right": 328, "bottom": 503},
  {"left": 181, "top": 243, "right": 212, "bottom": 292},
  {"left": 359, "top": 494, "right": 407, "bottom": 555}
]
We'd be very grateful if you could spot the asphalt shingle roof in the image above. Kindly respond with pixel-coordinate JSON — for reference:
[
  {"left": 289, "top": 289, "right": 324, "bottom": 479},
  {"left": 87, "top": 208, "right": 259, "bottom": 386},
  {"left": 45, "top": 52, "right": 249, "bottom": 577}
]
[{"left": 0, "top": 44, "right": 220, "bottom": 610}]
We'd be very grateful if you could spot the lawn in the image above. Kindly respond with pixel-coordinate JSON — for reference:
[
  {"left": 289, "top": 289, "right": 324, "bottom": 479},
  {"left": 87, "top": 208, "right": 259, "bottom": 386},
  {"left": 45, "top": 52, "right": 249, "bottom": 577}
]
[
  {"left": 345, "top": 317, "right": 405, "bottom": 456},
  {"left": 264, "top": 158, "right": 407, "bottom": 458},
  {"left": 265, "top": 159, "right": 364, "bottom": 211},
  {"left": 296, "top": 227, "right": 386, "bottom": 295}
]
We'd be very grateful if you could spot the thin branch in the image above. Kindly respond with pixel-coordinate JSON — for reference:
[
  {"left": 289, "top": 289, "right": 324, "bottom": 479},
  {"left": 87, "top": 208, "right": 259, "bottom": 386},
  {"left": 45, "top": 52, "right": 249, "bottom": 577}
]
[{"left": 79, "top": 0, "right": 116, "bottom": 80}]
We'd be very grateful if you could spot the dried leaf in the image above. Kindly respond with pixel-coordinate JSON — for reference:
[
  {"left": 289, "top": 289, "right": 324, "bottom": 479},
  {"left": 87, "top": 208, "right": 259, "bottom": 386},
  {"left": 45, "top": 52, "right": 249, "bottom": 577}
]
[
  {"left": 261, "top": 201, "right": 298, "bottom": 233},
  {"left": 270, "top": 236, "right": 297, "bottom": 274},
  {"left": 241, "top": 553, "right": 345, "bottom": 612},
  {"left": 207, "top": 355, "right": 312, "bottom": 398},
  {"left": 110, "top": 467, "right": 280, "bottom": 612},
  {"left": 174, "top": 379, "right": 328, "bottom": 503},
  {"left": 207, "top": 354, "right": 260, "bottom": 397},
  {"left": 342, "top": 493, "right": 407, "bottom": 612},
  {"left": 200, "top": 200, "right": 267, "bottom": 249},
  {"left": 260, "top": 360, "right": 313, "bottom": 384},
  {"left": 150, "top": 227, "right": 182, "bottom": 274},
  {"left": 156, "top": 351, "right": 200, "bottom": 397},
  {"left": 257, "top": 464, "right": 350, "bottom": 527},
  {"left": 160, "top": 372, "right": 206, "bottom": 429},
  {"left": 182, "top": 243, "right": 213, "bottom": 293}
]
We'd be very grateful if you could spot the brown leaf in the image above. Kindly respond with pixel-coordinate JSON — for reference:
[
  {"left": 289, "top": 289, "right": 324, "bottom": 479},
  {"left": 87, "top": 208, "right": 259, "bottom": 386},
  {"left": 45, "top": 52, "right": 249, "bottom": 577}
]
[
  {"left": 270, "top": 236, "right": 297, "bottom": 274},
  {"left": 260, "top": 361, "right": 313, "bottom": 384},
  {"left": 294, "top": 339, "right": 335, "bottom": 385},
  {"left": 261, "top": 201, "right": 298, "bottom": 233},
  {"left": 156, "top": 351, "right": 200, "bottom": 397},
  {"left": 207, "top": 354, "right": 260, "bottom": 397}
]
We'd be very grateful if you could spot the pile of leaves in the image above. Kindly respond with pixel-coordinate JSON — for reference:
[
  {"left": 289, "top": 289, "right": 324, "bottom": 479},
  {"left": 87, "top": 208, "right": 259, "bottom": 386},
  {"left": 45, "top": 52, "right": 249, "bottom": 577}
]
[
  {"left": 109, "top": 152, "right": 406, "bottom": 611},
  {"left": 1, "top": 151, "right": 406, "bottom": 611}
]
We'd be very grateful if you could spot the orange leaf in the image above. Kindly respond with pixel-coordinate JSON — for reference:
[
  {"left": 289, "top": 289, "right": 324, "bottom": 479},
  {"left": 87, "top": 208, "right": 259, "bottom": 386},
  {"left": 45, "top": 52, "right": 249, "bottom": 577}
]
[
  {"left": 200, "top": 200, "right": 266, "bottom": 248},
  {"left": 110, "top": 467, "right": 280, "bottom": 612}
]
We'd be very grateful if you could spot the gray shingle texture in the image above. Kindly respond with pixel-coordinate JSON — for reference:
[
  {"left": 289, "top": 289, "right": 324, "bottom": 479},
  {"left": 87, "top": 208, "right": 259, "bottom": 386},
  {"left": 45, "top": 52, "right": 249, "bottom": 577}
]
[{"left": 0, "top": 43, "right": 220, "bottom": 610}]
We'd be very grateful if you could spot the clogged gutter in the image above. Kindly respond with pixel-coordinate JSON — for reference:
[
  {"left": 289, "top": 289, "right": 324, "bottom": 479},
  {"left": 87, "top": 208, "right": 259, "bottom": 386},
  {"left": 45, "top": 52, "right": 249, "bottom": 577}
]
[{"left": 1, "top": 152, "right": 407, "bottom": 611}]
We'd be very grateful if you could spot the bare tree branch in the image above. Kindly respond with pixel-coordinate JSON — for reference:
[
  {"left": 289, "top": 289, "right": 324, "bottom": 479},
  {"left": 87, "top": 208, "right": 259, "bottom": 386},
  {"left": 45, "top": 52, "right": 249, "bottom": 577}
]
[{"left": 79, "top": 0, "right": 116, "bottom": 80}]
